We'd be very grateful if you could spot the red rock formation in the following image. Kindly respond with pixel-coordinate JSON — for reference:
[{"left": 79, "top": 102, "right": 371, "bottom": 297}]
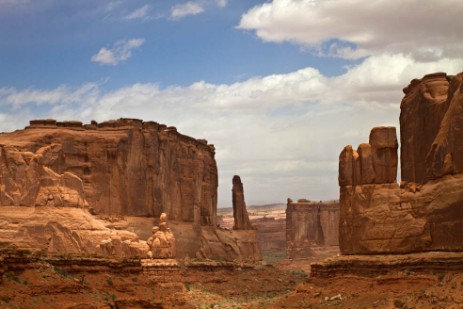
[
  {"left": 286, "top": 199, "right": 340, "bottom": 259},
  {"left": 339, "top": 72, "right": 463, "bottom": 255},
  {"left": 232, "top": 175, "right": 254, "bottom": 230},
  {"left": 338, "top": 127, "right": 397, "bottom": 186},
  {"left": 0, "top": 118, "right": 218, "bottom": 225},
  {"left": 400, "top": 72, "right": 452, "bottom": 183},
  {"left": 0, "top": 118, "right": 261, "bottom": 261}
]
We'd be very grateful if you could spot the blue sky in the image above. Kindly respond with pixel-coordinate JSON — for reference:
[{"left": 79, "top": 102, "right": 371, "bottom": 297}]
[{"left": 1, "top": 0, "right": 463, "bottom": 206}]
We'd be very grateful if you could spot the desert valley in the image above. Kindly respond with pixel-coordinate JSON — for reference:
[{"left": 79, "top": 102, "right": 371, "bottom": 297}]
[{"left": 0, "top": 71, "right": 462, "bottom": 308}]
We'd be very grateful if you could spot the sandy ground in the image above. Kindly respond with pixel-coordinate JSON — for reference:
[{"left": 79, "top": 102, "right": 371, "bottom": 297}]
[{"left": 1, "top": 255, "right": 462, "bottom": 308}]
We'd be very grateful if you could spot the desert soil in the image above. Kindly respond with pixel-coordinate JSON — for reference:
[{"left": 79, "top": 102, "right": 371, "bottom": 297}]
[{"left": 1, "top": 257, "right": 462, "bottom": 308}]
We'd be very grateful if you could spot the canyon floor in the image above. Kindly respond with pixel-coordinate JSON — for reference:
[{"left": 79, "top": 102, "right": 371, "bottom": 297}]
[{"left": 1, "top": 251, "right": 462, "bottom": 308}]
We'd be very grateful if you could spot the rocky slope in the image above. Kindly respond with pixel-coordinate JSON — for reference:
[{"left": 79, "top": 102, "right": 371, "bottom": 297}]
[{"left": 339, "top": 72, "right": 463, "bottom": 254}]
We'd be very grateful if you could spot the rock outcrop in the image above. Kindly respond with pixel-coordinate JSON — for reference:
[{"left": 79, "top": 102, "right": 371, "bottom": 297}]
[
  {"left": 232, "top": 175, "right": 254, "bottom": 230},
  {"left": 0, "top": 206, "right": 148, "bottom": 258},
  {"left": 147, "top": 213, "right": 176, "bottom": 259},
  {"left": 0, "top": 118, "right": 218, "bottom": 225},
  {"left": 339, "top": 72, "right": 463, "bottom": 255},
  {"left": 0, "top": 118, "right": 260, "bottom": 261},
  {"left": 286, "top": 199, "right": 340, "bottom": 259},
  {"left": 338, "top": 126, "right": 398, "bottom": 186}
]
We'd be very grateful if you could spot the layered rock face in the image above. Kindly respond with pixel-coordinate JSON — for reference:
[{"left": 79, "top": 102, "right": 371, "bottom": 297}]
[
  {"left": 0, "top": 118, "right": 217, "bottom": 225},
  {"left": 0, "top": 118, "right": 261, "bottom": 261},
  {"left": 232, "top": 175, "right": 254, "bottom": 230},
  {"left": 286, "top": 199, "right": 339, "bottom": 259},
  {"left": 339, "top": 72, "right": 463, "bottom": 254}
]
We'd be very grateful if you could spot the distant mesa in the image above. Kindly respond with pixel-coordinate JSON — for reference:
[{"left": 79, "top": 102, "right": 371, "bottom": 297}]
[{"left": 286, "top": 198, "right": 340, "bottom": 259}]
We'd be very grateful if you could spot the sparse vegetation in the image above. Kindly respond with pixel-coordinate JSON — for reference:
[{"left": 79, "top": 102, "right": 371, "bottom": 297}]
[
  {"left": 262, "top": 250, "right": 286, "bottom": 264},
  {"left": 4, "top": 271, "right": 20, "bottom": 283},
  {"left": 0, "top": 252, "right": 462, "bottom": 308},
  {"left": 438, "top": 273, "right": 445, "bottom": 282},
  {"left": 54, "top": 267, "right": 69, "bottom": 278},
  {"left": 290, "top": 270, "right": 308, "bottom": 281}
]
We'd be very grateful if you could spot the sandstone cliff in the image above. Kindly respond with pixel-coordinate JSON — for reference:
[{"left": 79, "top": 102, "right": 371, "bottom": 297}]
[
  {"left": 339, "top": 72, "right": 463, "bottom": 255},
  {"left": 0, "top": 118, "right": 260, "bottom": 261},
  {"left": 286, "top": 199, "right": 339, "bottom": 259},
  {"left": 0, "top": 118, "right": 217, "bottom": 225}
]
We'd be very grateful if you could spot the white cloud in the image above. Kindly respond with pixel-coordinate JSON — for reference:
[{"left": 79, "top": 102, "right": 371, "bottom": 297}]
[
  {"left": 216, "top": 0, "right": 228, "bottom": 8},
  {"left": 170, "top": 2, "right": 204, "bottom": 20},
  {"left": 91, "top": 38, "right": 145, "bottom": 65},
  {"left": 104, "top": 1, "right": 123, "bottom": 12},
  {"left": 238, "top": 0, "right": 463, "bottom": 60},
  {"left": 123, "top": 4, "right": 150, "bottom": 20},
  {"left": 1, "top": 55, "right": 462, "bottom": 205}
]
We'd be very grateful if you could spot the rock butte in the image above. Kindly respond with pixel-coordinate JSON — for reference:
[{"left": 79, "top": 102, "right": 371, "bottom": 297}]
[
  {"left": 0, "top": 118, "right": 260, "bottom": 261},
  {"left": 286, "top": 198, "right": 340, "bottom": 259},
  {"left": 339, "top": 71, "right": 463, "bottom": 255},
  {"left": 231, "top": 175, "right": 254, "bottom": 230}
]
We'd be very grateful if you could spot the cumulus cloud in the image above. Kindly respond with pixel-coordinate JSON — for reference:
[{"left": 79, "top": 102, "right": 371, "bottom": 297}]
[
  {"left": 123, "top": 4, "right": 150, "bottom": 20},
  {"left": 170, "top": 2, "right": 204, "bottom": 20},
  {"left": 1, "top": 55, "right": 462, "bottom": 205},
  {"left": 238, "top": 0, "right": 463, "bottom": 60},
  {"left": 91, "top": 38, "right": 145, "bottom": 65}
]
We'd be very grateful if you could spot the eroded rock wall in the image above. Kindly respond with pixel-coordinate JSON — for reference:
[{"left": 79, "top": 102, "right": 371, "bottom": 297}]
[
  {"left": 0, "top": 118, "right": 218, "bottom": 226},
  {"left": 339, "top": 72, "right": 463, "bottom": 255},
  {"left": 286, "top": 199, "right": 340, "bottom": 259}
]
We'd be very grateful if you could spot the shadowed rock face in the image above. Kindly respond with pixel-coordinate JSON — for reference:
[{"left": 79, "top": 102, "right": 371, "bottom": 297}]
[
  {"left": 0, "top": 118, "right": 218, "bottom": 226},
  {"left": 232, "top": 175, "right": 254, "bottom": 230},
  {"left": 286, "top": 199, "right": 340, "bottom": 259},
  {"left": 339, "top": 72, "right": 463, "bottom": 255},
  {"left": 400, "top": 73, "right": 452, "bottom": 183}
]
